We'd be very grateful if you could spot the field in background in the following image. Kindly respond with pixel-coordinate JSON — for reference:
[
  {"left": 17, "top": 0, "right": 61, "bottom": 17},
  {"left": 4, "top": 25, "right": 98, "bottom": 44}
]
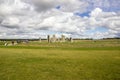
[{"left": 0, "top": 39, "right": 120, "bottom": 80}]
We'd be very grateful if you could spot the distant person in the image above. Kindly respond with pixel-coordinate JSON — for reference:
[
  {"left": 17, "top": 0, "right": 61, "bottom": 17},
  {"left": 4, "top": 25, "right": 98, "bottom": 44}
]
[{"left": 12, "top": 41, "right": 14, "bottom": 45}]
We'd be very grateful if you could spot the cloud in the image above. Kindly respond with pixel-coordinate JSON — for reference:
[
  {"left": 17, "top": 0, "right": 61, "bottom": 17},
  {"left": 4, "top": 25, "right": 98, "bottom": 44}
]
[
  {"left": 57, "top": 0, "right": 88, "bottom": 13},
  {"left": 1, "top": 16, "right": 20, "bottom": 28},
  {"left": 0, "top": 0, "right": 25, "bottom": 15},
  {"left": 24, "top": 0, "right": 88, "bottom": 13},
  {"left": 0, "top": 0, "right": 120, "bottom": 39},
  {"left": 84, "top": 0, "right": 120, "bottom": 12},
  {"left": 24, "top": 0, "right": 57, "bottom": 12}
]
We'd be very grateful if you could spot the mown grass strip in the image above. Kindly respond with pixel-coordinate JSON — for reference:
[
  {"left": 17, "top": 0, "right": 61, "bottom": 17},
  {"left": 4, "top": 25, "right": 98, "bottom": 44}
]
[{"left": 0, "top": 46, "right": 120, "bottom": 50}]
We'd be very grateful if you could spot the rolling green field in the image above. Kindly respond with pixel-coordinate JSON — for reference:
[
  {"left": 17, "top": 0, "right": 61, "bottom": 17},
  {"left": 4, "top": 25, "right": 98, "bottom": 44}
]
[{"left": 0, "top": 39, "right": 120, "bottom": 80}]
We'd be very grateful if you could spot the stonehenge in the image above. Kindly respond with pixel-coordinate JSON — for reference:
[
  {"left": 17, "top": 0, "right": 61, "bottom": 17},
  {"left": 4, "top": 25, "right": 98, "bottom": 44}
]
[{"left": 47, "top": 34, "right": 73, "bottom": 43}]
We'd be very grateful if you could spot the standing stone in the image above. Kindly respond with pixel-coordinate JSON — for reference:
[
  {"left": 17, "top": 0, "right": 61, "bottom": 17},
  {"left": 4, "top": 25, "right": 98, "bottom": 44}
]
[
  {"left": 39, "top": 37, "right": 41, "bottom": 42},
  {"left": 70, "top": 37, "right": 73, "bottom": 42},
  {"left": 57, "top": 38, "right": 60, "bottom": 42},
  {"left": 47, "top": 35, "right": 50, "bottom": 43},
  {"left": 61, "top": 35, "right": 65, "bottom": 42},
  {"left": 51, "top": 35, "right": 57, "bottom": 42},
  {"left": 52, "top": 34, "right": 56, "bottom": 42}
]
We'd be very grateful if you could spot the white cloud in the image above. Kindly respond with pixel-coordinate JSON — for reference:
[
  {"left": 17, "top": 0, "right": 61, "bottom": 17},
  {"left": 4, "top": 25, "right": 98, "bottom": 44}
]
[
  {"left": 84, "top": 0, "right": 120, "bottom": 12},
  {"left": 57, "top": 0, "right": 88, "bottom": 12},
  {"left": 0, "top": 0, "right": 31, "bottom": 16},
  {"left": 25, "top": 0, "right": 88, "bottom": 13},
  {"left": 1, "top": 16, "right": 19, "bottom": 27},
  {"left": 0, "top": 0, "right": 119, "bottom": 39}
]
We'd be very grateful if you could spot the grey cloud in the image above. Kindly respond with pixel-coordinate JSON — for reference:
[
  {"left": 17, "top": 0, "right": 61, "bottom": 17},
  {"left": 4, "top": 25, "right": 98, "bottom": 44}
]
[
  {"left": 23, "top": 0, "right": 88, "bottom": 13},
  {"left": 23, "top": 0, "right": 57, "bottom": 12},
  {"left": 0, "top": 24, "right": 19, "bottom": 29},
  {"left": 85, "top": 0, "right": 120, "bottom": 12},
  {"left": 0, "top": 0, "right": 119, "bottom": 39}
]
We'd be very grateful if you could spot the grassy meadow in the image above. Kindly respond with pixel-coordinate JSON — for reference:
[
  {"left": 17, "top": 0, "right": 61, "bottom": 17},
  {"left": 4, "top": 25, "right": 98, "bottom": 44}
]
[{"left": 0, "top": 39, "right": 120, "bottom": 80}]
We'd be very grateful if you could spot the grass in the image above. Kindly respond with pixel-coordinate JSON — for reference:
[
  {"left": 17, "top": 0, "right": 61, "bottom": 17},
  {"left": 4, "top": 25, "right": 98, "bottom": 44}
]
[{"left": 0, "top": 39, "right": 120, "bottom": 80}]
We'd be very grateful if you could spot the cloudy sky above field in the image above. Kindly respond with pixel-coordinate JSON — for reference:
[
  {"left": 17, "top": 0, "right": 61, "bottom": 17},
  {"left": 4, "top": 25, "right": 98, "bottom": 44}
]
[{"left": 0, "top": 0, "right": 120, "bottom": 39}]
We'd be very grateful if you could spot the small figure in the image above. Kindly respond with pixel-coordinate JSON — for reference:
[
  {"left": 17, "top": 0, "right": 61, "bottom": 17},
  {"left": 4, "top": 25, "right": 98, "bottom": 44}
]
[{"left": 12, "top": 41, "right": 14, "bottom": 45}]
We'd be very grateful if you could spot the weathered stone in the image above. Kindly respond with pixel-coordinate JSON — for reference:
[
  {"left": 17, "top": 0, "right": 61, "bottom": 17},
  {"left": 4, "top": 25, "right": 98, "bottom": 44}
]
[
  {"left": 51, "top": 34, "right": 57, "bottom": 42},
  {"left": 47, "top": 35, "right": 50, "bottom": 43},
  {"left": 61, "top": 35, "right": 65, "bottom": 42},
  {"left": 70, "top": 37, "right": 73, "bottom": 42}
]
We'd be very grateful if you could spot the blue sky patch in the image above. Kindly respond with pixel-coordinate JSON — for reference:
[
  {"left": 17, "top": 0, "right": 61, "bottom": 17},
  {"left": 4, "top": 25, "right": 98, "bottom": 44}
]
[
  {"left": 74, "top": 12, "right": 90, "bottom": 17},
  {"left": 85, "top": 27, "right": 108, "bottom": 34},
  {"left": 56, "top": 5, "right": 61, "bottom": 9}
]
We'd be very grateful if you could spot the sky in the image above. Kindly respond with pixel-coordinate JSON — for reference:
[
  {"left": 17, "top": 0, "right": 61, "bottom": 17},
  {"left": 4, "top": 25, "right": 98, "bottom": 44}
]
[{"left": 0, "top": 0, "right": 120, "bottom": 39}]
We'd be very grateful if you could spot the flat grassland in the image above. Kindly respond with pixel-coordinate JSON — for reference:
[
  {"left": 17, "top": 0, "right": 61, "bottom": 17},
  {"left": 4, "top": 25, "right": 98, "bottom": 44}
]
[{"left": 0, "top": 39, "right": 120, "bottom": 80}]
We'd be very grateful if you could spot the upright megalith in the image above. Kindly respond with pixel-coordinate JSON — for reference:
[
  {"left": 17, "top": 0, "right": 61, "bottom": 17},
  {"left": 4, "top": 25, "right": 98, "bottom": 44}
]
[
  {"left": 51, "top": 34, "right": 57, "bottom": 42},
  {"left": 61, "top": 35, "right": 65, "bottom": 42},
  {"left": 70, "top": 37, "right": 73, "bottom": 42},
  {"left": 47, "top": 35, "right": 50, "bottom": 43},
  {"left": 39, "top": 37, "right": 41, "bottom": 42}
]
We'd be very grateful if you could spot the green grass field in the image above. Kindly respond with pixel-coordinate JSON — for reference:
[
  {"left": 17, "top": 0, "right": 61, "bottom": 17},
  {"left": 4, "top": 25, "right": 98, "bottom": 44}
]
[{"left": 0, "top": 39, "right": 120, "bottom": 80}]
